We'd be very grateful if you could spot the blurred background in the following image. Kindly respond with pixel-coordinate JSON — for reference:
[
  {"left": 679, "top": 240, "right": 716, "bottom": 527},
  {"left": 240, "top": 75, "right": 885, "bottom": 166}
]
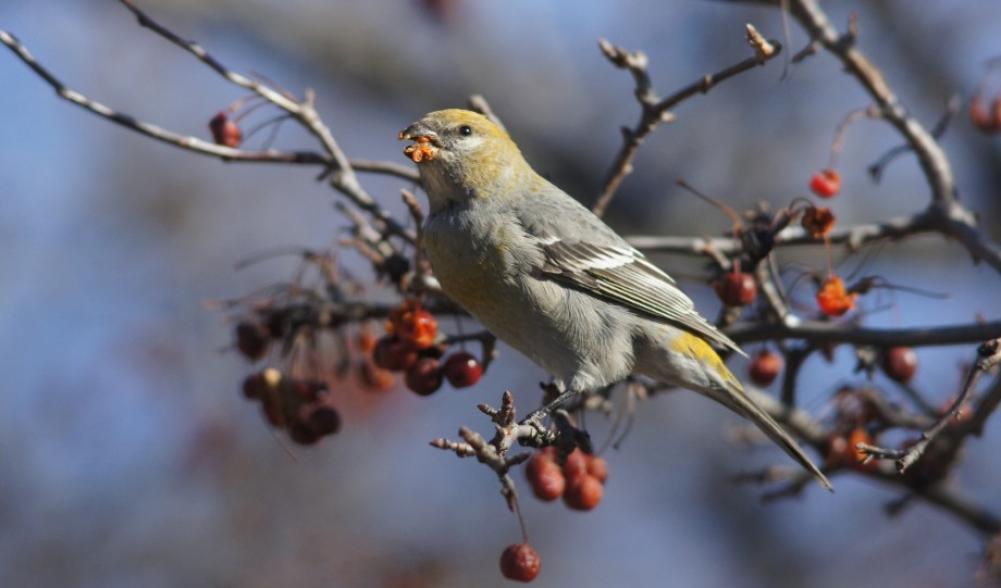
[{"left": 2, "top": 1, "right": 1001, "bottom": 586}]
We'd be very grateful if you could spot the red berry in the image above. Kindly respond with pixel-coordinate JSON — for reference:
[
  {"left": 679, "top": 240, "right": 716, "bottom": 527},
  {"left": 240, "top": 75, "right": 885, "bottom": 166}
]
[
  {"left": 235, "top": 321, "right": 269, "bottom": 361},
  {"left": 847, "top": 428, "right": 877, "bottom": 472},
  {"left": 970, "top": 94, "right": 1000, "bottom": 133},
  {"left": 443, "top": 352, "right": 483, "bottom": 388},
  {"left": 525, "top": 451, "right": 553, "bottom": 479},
  {"left": 561, "top": 449, "right": 588, "bottom": 479},
  {"left": 809, "top": 168, "right": 841, "bottom": 198},
  {"left": 405, "top": 357, "right": 443, "bottom": 396},
  {"left": 373, "top": 336, "right": 418, "bottom": 372},
  {"left": 749, "top": 350, "right": 783, "bottom": 387},
  {"left": 563, "top": 473, "right": 603, "bottom": 511},
  {"left": 714, "top": 271, "right": 757, "bottom": 307},
  {"left": 883, "top": 346, "right": 917, "bottom": 383},
  {"left": 527, "top": 457, "right": 566, "bottom": 501},
  {"left": 499, "top": 543, "right": 541, "bottom": 583},
  {"left": 306, "top": 404, "right": 341, "bottom": 436},
  {"left": 208, "top": 111, "right": 243, "bottom": 148},
  {"left": 586, "top": 455, "right": 608, "bottom": 484}
]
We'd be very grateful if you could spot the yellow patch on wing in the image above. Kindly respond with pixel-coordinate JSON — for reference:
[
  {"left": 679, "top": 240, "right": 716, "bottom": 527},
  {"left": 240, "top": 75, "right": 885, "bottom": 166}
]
[{"left": 669, "top": 331, "right": 741, "bottom": 388}]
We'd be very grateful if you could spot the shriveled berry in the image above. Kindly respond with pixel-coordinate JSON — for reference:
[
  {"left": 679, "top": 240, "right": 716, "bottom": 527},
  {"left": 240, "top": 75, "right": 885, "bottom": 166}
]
[
  {"left": 443, "top": 352, "right": 483, "bottom": 388},
  {"left": 714, "top": 271, "right": 757, "bottom": 307},
  {"left": 528, "top": 458, "right": 565, "bottom": 502},
  {"left": 500, "top": 543, "right": 541, "bottom": 583},
  {"left": 405, "top": 357, "right": 443, "bottom": 396},
  {"left": 563, "top": 474, "right": 603, "bottom": 511},
  {"left": 882, "top": 346, "right": 917, "bottom": 383},
  {"left": 809, "top": 168, "right": 841, "bottom": 198},
  {"left": 749, "top": 350, "right": 783, "bottom": 387},
  {"left": 586, "top": 455, "right": 608, "bottom": 484},
  {"left": 398, "top": 308, "right": 438, "bottom": 349},
  {"left": 307, "top": 404, "right": 341, "bottom": 436},
  {"left": 373, "top": 336, "right": 418, "bottom": 372},
  {"left": 208, "top": 111, "right": 243, "bottom": 148},
  {"left": 235, "top": 321, "right": 269, "bottom": 361},
  {"left": 802, "top": 206, "right": 835, "bottom": 238},
  {"left": 816, "top": 275, "right": 857, "bottom": 317}
]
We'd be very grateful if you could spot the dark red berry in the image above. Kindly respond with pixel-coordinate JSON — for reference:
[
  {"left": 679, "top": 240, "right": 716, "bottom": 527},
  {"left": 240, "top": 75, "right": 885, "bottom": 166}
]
[
  {"left": 373, "top": 336, "right": 418, "bottom": 372},
  {"left": 563, "top": 474, "right": 603, "bottom": 511},
  {"left": 809, "top": 168, "right": 841, "bottom": 198},
  {"left": 288, "top": 421, "right": 320, "bottom": 446},
  {"left": 443, "top": 352, "right": 483, "bottom": 388},
  {"left": 749, "top": 350, "right": 783, "bottom": 387},
  {"left": 242, "top": 372, "right": 268, "bottom": 399},
  {"left": 307, "top": 404, "right": 341, "bottom": 436},
  {"left": 714, "top": 271, "right": 757, "bottom": 307},
  {"left": 883, "top": 346, "right": 917, "bottom": 383},
  {"left": 208, "top": 111, "right": 243, "bottom": 148},
  {"left": 500, "top": 543, "right": 541, "bottom": 583},
  {"left": 235, "top": 321, "right": 269, "bottom": 361},
  {"left": 405, "top": 357, "right": 443, "bottom": 396}
]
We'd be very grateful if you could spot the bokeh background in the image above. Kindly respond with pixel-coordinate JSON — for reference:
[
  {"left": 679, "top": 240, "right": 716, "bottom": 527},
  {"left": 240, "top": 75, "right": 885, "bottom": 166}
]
[{"left": 3, "top": 1, "right": 1001, "bottom": 586}]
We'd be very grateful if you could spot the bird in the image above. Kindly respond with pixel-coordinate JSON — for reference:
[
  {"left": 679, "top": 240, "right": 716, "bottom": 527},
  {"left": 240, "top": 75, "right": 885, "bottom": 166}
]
[{"left": 398, "top": 108, "right": 832, "bottom": 491}]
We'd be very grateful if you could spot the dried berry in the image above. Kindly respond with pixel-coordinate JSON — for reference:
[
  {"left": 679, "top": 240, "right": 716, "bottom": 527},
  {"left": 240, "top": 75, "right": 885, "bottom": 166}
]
[
  {"left": 882, "top": 346, "right": 917, "bottom": 383},
  {"left": 307, "top": 404, "right": 341, "bottom": 436},
  {"left": 358, "top": 359, "right": 396, "bottom": 392},
  {"left": 563, "top": 473, "right": 604, "bottom": 511},
  {"left": 405, "top": 357, "right": 443, "bottom": 396},
  {"left": 816, "top": 275, "right": 857, "bottom": 317},
  {"left": 809, "top": 168, "right": 841, "bottom": 198},
  {"left": 749, "top": 349, "right": 783, "bottom": 387},
  {"left": 500, "top": 543, "right": 541, "bottom": 583},
  {"left": 208, "top": 111, "right": 243, "bottom": 148},
  {"left": 801, "top": 206, "right": 835, "bottom": 238},
  {"left": 398, "top": 308, "right": 438, "bottom": 349},
  {"left": 443, "top": 352, "right": 483, "bottom": 388}
]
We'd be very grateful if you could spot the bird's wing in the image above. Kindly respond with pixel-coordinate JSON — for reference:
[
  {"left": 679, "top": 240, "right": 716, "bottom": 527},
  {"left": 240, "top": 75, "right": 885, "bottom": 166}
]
[{"left": 535, "top": 238, "right": 744, "bottom": 355}]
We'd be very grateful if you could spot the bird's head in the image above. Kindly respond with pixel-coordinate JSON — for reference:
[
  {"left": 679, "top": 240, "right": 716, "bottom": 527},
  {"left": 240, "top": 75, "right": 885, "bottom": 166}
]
[{"left": 399, "top": 109, "right": 532, "bottom": 212}]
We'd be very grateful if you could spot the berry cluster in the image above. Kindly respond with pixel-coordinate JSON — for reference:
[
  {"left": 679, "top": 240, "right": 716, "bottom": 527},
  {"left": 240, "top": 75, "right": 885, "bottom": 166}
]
[
  {"left": 373, "top": 300, "right": 484, "bottom": 396},
  {"left": 242, "top": 368, "right": 341, "bottom": 445},
  {"left": 525, "top": 447, "right": 608, "bottom": 511}
]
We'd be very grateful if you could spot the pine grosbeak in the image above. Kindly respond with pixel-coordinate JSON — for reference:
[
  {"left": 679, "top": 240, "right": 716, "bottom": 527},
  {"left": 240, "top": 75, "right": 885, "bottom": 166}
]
[{"left": 400, "top": 109, "right": 831, "bottom": 491}]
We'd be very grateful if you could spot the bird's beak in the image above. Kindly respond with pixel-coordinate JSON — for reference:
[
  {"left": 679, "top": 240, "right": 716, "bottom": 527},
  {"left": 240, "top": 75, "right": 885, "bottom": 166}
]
[{"left": 398, "top": 122, "right": 439, "bottom": 163}]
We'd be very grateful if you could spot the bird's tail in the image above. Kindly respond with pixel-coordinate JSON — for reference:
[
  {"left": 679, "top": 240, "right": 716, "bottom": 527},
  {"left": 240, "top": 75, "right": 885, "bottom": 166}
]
[{"left": 705, "top": 375, "right": 833, "bottom": 492}]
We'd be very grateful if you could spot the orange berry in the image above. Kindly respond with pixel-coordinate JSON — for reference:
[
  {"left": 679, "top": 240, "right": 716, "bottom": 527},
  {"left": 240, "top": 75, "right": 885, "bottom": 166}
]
[
  {"left": 809, "top": 168, "right": 841, "bottom": 198},
  {"left": 847, "top": 428, "right": 877, "bottom": 471},
  {"left": 398, "top": 308, "right": 438, "bottom": 349},
  {"left": 561, "top": 449, "right": 588, "bottom": 479},
  {"left": 816, "top": 275, "right": 857, "bottom": 317},
  {"left": 357, "top": 359, "right": 396, "bottom": 392},
  {"left": 500, "top": 543, "right": 541, "bottom": 582}
]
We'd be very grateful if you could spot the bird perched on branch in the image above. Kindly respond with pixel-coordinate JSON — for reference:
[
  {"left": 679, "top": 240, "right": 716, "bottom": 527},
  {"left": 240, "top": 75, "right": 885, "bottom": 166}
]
[{"left": 399, "top": 108, "right": 831, "bottom": 491}]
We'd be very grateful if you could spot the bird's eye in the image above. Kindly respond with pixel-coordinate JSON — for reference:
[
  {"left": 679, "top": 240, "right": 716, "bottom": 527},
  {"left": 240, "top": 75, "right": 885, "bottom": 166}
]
[{"left": 458, "top": 125, "right": 473, "bottom": 136}]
